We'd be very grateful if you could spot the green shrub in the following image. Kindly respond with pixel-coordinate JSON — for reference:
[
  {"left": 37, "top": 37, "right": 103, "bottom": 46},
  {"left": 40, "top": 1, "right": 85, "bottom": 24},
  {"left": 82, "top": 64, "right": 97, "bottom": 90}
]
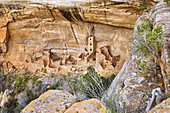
[
  {"left": 9, "top": 92, "right": 15, "bottom": 97},
  {"left": 164, "top": 0, "right": 170, "bottom": 3},
  {"left": 22, "top": 74, "right": 30, "bottom": 82},
  {"left": 34, "top": 80, "right": 42, "bottom": 86},
  {"left": 136, "top": 18, "right": 163, "bottom": 75},
  {"left": 0, "top": 106, "right": 8, "bottom": 113},
  {"left": 31, "top": 76, "right": 39, "bottom": 84},
  {"left": 60, "top": 66, "right": 116, "bottom": 101},
  {"left": 14, "top": 77, "right": 25, "bottom": 93},
  {"left": 24, "top": 87, "right": 37, "bottom": 105},
  {"left": 14, "top": 105, "right": 24, "bottom": 113},
  {"left": 101, "top": 74, "right": 116, "bottom": 87},
  {"left": 24, "top": 87, "right": 32, "bottom": 94},
  {"left": 49, "top": 72, "right": 55, "bottom": 77},
  {"left": 13, "top": 75, "right": 31, "bottom": 93},
  {"left": 42, "top": 68, "right": 47, "bottom": 73},
  {"left": 79, "top": 66, "right": 109, "bottom": 99},
  {"left": 62, "top": 73, "right": 80, "bottom": 96},
  {"left": 48, "top": 82, "right": 62, "bottom": 90},
  {"left": 103, "top": 93, "right": 117, "bottom": 113},
  {"left": 139, "top": 3, "right": 147, "bottom": 11},
  {"left": 3, "top": 75, "right": 17, "bottom": 84}
]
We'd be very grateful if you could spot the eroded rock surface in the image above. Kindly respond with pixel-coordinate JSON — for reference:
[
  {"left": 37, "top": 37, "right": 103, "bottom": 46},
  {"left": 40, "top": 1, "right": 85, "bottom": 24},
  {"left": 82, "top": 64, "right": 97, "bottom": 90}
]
[
  {"left": 0, "top": 22, "right": 8, "bottom": 53},
  {"left": 0, "top": 0, "right": 148, "bottom": 76},
  {"left": 21, "top": 90, "right": 77, "bottom": 113},
  {"left": 149, "top": 2, "right": 170, "bottom": 93},
  {"left": 102, "top": 1, "right": 170, "bottom": 113}
]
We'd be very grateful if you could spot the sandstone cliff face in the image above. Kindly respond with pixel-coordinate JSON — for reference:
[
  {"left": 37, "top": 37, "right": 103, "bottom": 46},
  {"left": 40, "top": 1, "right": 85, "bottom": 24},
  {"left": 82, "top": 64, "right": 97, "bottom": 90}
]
[
  {"left": 0, "top": 0, "right": 147, "bottom": 76},
  {"left": 1, "top": 0, "right": 169, "bottom": 113},
  {"left": 102, "top": 2, "right": 170, "bottom": 113}
]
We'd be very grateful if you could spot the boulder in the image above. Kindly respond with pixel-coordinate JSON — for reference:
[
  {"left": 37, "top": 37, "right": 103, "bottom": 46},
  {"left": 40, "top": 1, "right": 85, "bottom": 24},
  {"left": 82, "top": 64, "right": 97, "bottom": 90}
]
[
  {"left": 0, "top": 89, "right": 10, "bottom": 107},
  {"left": 148, "top": 98, "right": 170, "bottom": 113},
  {"left": 21, "top": 90, "right": 76, "bottom": 113},
  {"left": 16, "top": 91, "right": 29, "bottom": 107},
  {"left": 65, "top": 98, "right": 106, "bottom": 113}
]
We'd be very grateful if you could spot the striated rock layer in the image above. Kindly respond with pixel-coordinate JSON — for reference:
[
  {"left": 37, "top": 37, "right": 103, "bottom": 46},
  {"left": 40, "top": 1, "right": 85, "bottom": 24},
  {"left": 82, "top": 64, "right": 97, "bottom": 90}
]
[{"left": 0, "top": 0, "right": 149, "bottom": 76}]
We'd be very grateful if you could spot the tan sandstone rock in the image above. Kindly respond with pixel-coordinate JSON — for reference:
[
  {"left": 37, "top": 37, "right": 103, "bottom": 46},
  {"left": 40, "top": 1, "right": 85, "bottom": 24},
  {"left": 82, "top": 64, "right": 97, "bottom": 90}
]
[
  {"left": 21, "top": 90, "right": 77, "bottom": 113},
  {"left": 65, "top": 98, "right": 106, "bottom": 113},
  {"left": 0, "top": 0, "right": 138, "bottom": 77},
  {"left": 0, "top": 22, "right": 9, "bottom": 53},
  {"left": 148, "top": 98, "right": 170, "bottom": 113}
]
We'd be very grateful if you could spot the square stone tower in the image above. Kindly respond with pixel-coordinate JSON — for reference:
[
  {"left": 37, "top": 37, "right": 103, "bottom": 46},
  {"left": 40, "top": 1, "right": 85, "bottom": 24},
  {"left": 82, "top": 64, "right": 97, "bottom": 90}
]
[{"left": 88, "top": 36, "right": 95, "bottom": 54}]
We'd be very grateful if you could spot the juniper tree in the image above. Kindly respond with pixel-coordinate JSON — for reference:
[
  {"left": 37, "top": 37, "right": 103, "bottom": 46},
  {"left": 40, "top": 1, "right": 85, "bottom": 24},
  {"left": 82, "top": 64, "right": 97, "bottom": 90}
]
[{"left": 136, "top": 18, "right": 163, "bottom": 75}]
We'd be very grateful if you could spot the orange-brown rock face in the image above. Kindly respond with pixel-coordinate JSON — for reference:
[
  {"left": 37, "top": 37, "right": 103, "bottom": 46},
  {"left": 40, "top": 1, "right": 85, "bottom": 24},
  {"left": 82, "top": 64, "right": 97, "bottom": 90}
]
[
  {"left": 0, "top": 0, "right": 146, "bottom": 76},
  {"left": 0, "top": 22, "right": 9, "bottom": 53}
]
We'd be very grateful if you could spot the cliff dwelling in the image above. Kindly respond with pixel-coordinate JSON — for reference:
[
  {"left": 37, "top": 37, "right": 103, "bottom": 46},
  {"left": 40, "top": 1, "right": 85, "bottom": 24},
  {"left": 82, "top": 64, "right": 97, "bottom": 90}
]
[
  {"left": 0, "top": 1, "right": 134, "bottom": 77},
  {"left": 0, "top": 1, "right": 169, "bottom": 113},
  {"left": 14, "top": 35, "right": 124, "bottom": 77}
]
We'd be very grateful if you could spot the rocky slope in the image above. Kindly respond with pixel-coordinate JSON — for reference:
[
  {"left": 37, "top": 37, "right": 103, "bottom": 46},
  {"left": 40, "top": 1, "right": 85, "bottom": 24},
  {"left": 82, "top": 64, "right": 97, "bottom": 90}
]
[{"left": 102, "top": 1, "right": 170, "bottom": 113}]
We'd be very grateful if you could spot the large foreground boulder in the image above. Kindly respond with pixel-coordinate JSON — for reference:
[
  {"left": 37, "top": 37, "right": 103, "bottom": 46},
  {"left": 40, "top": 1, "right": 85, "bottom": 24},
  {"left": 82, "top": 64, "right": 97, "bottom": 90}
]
[
  {"left": 21, "top": 90, "right": 76, "bottom": 113},
  {"left": 65, "top": 98, "right": 106, "bottom": 113}
]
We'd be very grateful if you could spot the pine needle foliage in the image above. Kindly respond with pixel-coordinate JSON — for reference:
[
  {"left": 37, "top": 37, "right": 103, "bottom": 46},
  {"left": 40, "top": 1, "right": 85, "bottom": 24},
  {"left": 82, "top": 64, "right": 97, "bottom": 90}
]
[{"left": 136, "top": 18, "right": 163, "bottom": 75}]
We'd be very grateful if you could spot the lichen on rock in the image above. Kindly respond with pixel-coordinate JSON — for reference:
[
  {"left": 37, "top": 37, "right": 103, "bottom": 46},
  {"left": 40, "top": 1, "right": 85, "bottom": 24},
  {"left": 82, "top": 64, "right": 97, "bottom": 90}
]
[
  {"left": 65, "top": 98, "right": 106, "bottom": 113},
  {"left": 21, "top": 90, "right": 77, "bottom": 113}
]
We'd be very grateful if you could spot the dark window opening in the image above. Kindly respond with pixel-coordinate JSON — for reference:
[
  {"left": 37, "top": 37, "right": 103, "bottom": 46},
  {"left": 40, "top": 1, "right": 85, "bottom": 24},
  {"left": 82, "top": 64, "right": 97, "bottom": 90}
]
[
  {"left": 90, "top": 43, "right": 92, "bottom": 45},
  {"left": 90, "top": 38, "right": 91, "bottom": 40},
  {"left": 25, "top": 60, "right": 28, "bottom": 63},
  {"left": 106, "top": 61, "right": 108, "bottom": 63},
  {"left": 105, "top": 65, "right": 107, "bottom": 67},
  {"left": 93, "top": 58, "right": 96, "bottom": 61},
  {"left": 90, "top": 49, "right": 92, "bottom": 51}
]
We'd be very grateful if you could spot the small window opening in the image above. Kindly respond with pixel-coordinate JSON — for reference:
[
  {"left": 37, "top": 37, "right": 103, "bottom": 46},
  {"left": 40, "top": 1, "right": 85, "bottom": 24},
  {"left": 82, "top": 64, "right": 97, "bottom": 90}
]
[
  {"left": 90, "top": 43, "right": 92, "bottom": 45},
  {"left": 90, "top": 49, "right": 92, "bottom": 51}
]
